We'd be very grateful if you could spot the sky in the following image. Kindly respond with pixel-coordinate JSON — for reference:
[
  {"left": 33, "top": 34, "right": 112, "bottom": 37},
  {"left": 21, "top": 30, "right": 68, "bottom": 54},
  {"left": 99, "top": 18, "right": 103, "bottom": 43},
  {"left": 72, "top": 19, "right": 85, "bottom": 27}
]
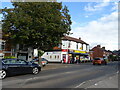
[
  {"left": 1, "top": 0, "right": 118, "bottom": 51},
  {"left": 62, "top": 1, "right": 118, "bottom": 51}
]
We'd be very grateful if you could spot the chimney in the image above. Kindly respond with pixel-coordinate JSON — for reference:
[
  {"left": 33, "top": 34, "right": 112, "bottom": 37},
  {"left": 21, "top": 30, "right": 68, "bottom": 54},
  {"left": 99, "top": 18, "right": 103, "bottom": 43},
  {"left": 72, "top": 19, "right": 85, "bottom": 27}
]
[
  {"left": 79, "top": 37, "right": 81, "bottom": 40},
  {"left": 97, "top": 45, "right": 101, "bottom": 48},
  {"left": 102, "top": 47, "right": 105, "bottom": 50}
]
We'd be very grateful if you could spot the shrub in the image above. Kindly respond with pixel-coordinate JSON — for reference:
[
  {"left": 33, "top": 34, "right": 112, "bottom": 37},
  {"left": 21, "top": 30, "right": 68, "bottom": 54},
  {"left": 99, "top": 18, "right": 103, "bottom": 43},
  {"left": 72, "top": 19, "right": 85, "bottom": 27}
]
[{"left": 4, "top": 56, "right": 16, "bottom": 59}]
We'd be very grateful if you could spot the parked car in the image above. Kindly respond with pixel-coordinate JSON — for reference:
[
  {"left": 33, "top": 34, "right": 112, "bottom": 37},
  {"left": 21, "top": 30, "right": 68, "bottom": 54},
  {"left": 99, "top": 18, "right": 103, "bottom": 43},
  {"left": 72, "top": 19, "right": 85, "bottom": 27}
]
[
  {"left": 92, "top": 58, "right": 107, "bottom": 65},
  {"left": 32, "top": 58, "right": 39, "bottom": 64},
  {"left": 32, "top": 58, "right": 48, "bottom": 66},
  {"left": 0, "top": 58, "right": 41, "bottom": 79},
  {"left": 41, "top": 58, "right": 48, "bottom": 66}
]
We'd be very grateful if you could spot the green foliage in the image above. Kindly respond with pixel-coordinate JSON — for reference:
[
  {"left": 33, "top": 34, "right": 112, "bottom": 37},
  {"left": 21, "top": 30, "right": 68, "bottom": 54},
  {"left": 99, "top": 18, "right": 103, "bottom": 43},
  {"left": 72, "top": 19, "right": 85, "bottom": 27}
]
[
  {"left": 2, "top": 2, "right": 72, "bottom": 50},
  {"left": 38, "top": 50, "right": 44, "bottom": 57},
  {"left": 108, "top": 54, "right": 119, "bottom": 61},
  {"left": 4, "top": 56, "right": 16, "bottom": 59}
]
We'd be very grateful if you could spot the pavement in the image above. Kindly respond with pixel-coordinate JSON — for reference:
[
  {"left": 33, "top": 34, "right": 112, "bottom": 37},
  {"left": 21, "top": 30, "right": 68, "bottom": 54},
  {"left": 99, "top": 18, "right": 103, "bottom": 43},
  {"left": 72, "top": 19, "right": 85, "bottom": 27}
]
[{"left": 87, "top": 73, "right": 118, "bottom": 88}]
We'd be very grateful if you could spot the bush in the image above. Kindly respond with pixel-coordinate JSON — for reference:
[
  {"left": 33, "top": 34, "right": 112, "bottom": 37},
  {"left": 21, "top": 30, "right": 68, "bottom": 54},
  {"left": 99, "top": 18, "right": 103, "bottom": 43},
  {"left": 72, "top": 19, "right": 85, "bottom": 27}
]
[{"left": 4, "top": 56, "right": 16, "bottom": 59}]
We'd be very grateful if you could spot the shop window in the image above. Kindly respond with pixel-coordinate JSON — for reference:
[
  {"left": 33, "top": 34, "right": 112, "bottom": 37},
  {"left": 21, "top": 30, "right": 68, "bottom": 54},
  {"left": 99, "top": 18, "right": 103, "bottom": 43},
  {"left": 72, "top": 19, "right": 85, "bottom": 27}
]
[{"left": 63, "top": 54, "right": 66, "bottom": 58}]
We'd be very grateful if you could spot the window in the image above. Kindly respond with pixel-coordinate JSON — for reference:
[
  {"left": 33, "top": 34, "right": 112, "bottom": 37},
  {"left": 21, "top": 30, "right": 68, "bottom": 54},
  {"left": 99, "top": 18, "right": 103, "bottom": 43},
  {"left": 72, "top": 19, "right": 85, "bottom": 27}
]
[
  {"left": 2, "top": 60, "right": 10, "bottom": 64},
  {"left": 68, "top": 41, "right": 71, "bottom": 48},
  {"left": 58, "top": 43, "right": 62, "bottom": 48},
  {"left": 76, "top": 43, "right": 78, "bottom": 49},
  {"left": 16, "top": 59, "right": 27, "bottom": 64},
  {"left": 62, "top": 40, "right": 67, "bottom": 49},
  {"left": 3, "top": 59, "right": 17, "bottom": 64},
  {"left": 0, "top": 41, "right": 5, "bottom": 50},
  {"left": 58, "top": 56, "right": 59, "bottom": 59}
]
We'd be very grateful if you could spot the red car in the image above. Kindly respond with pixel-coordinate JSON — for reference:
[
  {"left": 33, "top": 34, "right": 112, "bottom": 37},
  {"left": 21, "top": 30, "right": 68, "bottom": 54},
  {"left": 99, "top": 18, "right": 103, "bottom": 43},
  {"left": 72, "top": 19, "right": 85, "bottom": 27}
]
[{"left": 92, "top": 58, "right": 107, "bottom": 65}]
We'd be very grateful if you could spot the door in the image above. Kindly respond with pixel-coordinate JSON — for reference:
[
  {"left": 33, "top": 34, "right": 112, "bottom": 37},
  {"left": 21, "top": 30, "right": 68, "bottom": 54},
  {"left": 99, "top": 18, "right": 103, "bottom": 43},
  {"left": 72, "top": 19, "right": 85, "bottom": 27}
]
[
  {"left": 3, "top": 59, "right": 21, "bottom": 75},
  {"left": 62, "top": 54, "right": 66, "bottom": 63},
  {"left": 16, "top": 59, "right": 32, "bottom": 74}
]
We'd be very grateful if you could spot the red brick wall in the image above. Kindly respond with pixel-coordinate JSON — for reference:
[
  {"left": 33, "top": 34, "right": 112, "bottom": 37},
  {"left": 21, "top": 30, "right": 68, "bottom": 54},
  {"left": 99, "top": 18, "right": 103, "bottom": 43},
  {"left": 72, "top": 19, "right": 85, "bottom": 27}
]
[
  {"left": 92, "top": 46, "right": 104, "bottom": 59},
  {"left": 5, "top": 53, "right": 11, "bottom": 56},
  {"left": 4, "top": 41, "right": 12, "bottom": 56},
  {"left": 89, "top": 51, "right": 94, "bottom": 60},
  {"left": 5, "top": 42, "right": 11, "bottom": 51},
  {"left": 0, "top": 51, "right": 3, "bottom": 53}
]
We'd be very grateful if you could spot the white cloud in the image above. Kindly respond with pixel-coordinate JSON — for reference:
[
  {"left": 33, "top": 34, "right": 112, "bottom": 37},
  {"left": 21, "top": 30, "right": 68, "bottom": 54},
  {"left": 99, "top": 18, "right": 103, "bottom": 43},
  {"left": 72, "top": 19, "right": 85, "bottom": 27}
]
[
  {"left": 84, "top": 1, "right": 110, "bottom": 12},
  {"left": 70, "top": 11, "right": 118, "bottom": 51},
  {"left": 111, "top": 2, "right": 118, "bottom": 11}
]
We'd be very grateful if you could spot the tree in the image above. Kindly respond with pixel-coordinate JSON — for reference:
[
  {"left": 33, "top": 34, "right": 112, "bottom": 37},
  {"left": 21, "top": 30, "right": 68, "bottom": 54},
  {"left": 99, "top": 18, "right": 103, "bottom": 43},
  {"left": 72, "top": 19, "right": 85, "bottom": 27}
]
[{"left": 2, "top": 2, "right": 72, "bottom": 50}]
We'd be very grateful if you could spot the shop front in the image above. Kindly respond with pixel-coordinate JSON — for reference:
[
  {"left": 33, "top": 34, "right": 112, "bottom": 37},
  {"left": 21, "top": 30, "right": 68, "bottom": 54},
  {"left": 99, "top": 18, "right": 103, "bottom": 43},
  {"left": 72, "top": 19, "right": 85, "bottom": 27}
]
[
  {"left": 42, "top": 49, "right": 90, "bottom": 63},
  {"left": 67, "top": 50, "right": 89, "bottom": 63}
]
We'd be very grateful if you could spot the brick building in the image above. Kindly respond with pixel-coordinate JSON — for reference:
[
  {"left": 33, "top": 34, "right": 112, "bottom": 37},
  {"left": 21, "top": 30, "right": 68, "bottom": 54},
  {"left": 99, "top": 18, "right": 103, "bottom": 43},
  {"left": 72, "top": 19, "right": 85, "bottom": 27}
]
[
  {"left": 91, "top": 45, "right": 103, "bottom": 58},
  {"left": 0, "top": 21, "right": 12, "bottom": 58},
  {"left": 90, "top": 45, "right": 112, "bottom": 59}
]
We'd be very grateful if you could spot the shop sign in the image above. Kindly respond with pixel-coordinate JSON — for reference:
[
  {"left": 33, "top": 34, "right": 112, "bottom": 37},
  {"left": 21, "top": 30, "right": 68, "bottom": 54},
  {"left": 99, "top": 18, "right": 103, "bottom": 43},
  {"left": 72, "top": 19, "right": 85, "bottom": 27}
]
[
  {"left": 62, "top": 49, "right": 68, "bottom": 52},
  {"left": 74, "top": 50, "right": 86, "bottom": 53}
]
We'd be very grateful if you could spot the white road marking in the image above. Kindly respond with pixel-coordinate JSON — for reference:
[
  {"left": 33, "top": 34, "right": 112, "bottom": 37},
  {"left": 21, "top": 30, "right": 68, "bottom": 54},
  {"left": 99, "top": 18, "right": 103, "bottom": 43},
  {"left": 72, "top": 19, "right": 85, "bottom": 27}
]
[{"left": 75, "top": 82, "right": 86, "bottom": 88}]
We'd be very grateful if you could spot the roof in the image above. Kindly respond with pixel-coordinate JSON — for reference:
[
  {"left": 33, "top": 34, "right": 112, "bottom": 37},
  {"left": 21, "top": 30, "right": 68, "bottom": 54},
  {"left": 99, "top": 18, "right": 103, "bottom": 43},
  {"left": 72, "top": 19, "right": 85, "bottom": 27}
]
[{"left": 62, "top": 36, "right": 89, "bottom": 45}]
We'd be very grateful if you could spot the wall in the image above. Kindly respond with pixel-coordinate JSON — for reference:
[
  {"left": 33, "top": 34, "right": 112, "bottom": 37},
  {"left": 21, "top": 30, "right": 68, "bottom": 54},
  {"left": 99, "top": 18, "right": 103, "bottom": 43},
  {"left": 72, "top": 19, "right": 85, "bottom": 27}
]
[
  {"left": 61, "top": 40, "right": 89, "bottom": 51},
  {"left": 62, "top": 40, "right": 69, "bottom": 49},
  {"left": 42, "top": 51, "right": 62, "bottom": 62},
  {"left": 92, "top": 46, "right": 104, "bottom": 58}
]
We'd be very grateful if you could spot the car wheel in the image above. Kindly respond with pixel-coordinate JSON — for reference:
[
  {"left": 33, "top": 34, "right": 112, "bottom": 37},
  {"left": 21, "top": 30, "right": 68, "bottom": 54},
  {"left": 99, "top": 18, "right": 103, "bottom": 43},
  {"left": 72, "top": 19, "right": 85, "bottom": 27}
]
[
  {"left": 32, "top": 67, "right": 39, "bottom": 75},
  {"left": 0, "top": 70, "right": 7, "bottom": 79},
  {"left": 42, "top": 64, "right": 45, "bottom": 67}
]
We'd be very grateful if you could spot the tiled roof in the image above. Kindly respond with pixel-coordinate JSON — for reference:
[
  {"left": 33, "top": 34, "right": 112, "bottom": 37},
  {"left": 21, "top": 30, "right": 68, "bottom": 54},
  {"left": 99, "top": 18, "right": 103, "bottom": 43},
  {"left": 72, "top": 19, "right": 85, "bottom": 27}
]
[{"left": 62, "top": 36, "right": 89, "bottom": 45}]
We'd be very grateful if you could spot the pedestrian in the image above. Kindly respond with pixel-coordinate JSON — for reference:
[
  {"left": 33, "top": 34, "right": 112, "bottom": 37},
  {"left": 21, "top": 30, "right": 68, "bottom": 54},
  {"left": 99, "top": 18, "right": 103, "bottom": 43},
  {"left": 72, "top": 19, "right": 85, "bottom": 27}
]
[{"left": 76, "top": 57, "right": 79, "bottom": 64}]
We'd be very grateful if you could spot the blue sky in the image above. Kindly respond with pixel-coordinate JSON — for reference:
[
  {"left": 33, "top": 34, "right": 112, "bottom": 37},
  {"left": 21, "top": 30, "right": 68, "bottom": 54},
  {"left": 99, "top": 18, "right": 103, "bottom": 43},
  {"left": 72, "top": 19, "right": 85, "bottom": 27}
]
[
  {"left": 62, "top": 2, "right": 116, "bottom": 25},
  {"left": 1, "top": 1, "right": 118, "bottom": 50},
  {"left": 63, "top": 1, "right": 118, "bottom": 51}
]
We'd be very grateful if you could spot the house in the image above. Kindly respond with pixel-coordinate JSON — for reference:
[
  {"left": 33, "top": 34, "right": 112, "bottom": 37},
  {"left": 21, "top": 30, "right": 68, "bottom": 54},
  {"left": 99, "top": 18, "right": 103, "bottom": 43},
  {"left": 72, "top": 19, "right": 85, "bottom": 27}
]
[
  {"left": 0, "top": 22, "right": 5, "bottom": 59},
  {"left": 0, "top": 35, "right": 5, "bottom": 59},
  {"left": 0, "top": 22, "right": 3, "bottom": 58},
  {"left": 91, "top": 45, "right": 112, "bottom": 59},
  {"left": 41, "top": 36, "right": 90, "bottom": 63},
  {"left": 0, "top": 21, "right": 13, "bottom": 58}
]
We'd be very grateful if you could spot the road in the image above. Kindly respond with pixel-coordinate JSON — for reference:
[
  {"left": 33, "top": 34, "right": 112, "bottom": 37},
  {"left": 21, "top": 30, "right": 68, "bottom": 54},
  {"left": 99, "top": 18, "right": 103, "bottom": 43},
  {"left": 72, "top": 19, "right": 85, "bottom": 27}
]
[{"left": 1, "top": 61, "right": 119, "bottom": 88}]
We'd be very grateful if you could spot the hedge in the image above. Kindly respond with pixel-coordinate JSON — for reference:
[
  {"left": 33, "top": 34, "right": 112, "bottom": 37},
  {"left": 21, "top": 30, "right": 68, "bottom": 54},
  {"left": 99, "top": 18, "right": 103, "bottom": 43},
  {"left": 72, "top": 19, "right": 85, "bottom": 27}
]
[{"left": 4, "top": 56, "right": 16, "bottom": 59}]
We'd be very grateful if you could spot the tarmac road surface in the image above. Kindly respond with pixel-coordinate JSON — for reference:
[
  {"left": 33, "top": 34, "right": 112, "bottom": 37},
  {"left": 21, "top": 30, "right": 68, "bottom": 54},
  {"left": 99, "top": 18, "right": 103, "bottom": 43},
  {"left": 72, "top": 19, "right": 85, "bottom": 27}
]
[{"left": 1, "top": 61, "right": 119, "bottom": 89}]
